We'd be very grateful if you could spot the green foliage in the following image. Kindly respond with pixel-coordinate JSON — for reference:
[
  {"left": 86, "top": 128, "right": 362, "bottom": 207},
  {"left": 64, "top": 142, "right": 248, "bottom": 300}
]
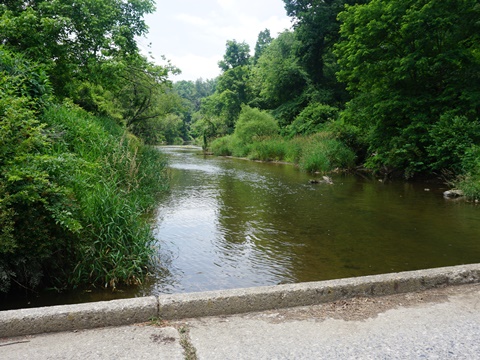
[
  {"left": 247, "top": 137, "right": 288, "bottom": 162},
  {"left": 0, "top": 48, "right": 84, "bottom": 293},
  {"left": 70, "top": 81, "right": 123, "bottom": 121},
  {"left": 1, "top": 0, "right": 178, "bottom": 145},
  {"left": 287, "top": 103, "right": 339, "bottom": 137},
  {"left": 251, "top": 31, "right": 308, "bottom": 111},
  {"left": 234, "top": 106, "right": 279, "bottom": 144},
  {"left": 210, "top": 131, "right": 355, "bottom": 173},
  {"left": 1, "top": 1, "right": 171, "bottom": 296},
  {"left": 210, "top": 135, "right": 234, "bottom": 156},
  {"left": 427, "top": 113, "right": 480, "bottom": 173},
  {"left": 253, "top": 29, "right": 273, "bottom": 64},
  {"left": 1, "top": 0, "right": 156, "bottom": 97},
  {"left": 283, "top": 0, "right": 367, "bottom": 93},
  {"left": 0, "top": 46, "right": 52, "bottom": 107},
  {"left": 218, "top": 40, "right": 251, "bottom": 71},
  {"left": 335, "top": 0, "right": 480, "bottom": 177},
  {"left": 173, "top": 78, "right": 216, "bottom": 130},
  {"left": 453, "top": 146, "right": 480, "bottom": 200},
  {"left": 42, "top": 104, "right": 168, "bottom": 289},
  {"left": 298, "top": 133, "right": 356, "bottom": 173}
]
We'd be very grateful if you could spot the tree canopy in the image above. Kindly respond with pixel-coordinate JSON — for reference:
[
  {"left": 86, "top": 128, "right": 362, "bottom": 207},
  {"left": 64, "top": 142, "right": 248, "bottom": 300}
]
[{"left": 335, "top": 0, "right": 480, "bottom": 175}]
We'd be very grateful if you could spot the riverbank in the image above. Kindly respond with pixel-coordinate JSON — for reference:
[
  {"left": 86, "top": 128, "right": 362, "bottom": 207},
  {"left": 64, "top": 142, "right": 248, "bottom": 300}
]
[
  {"left": 1, "top": 263, "right": 479, "bottom": 338},
  {"left": 2, "top": 266, "right": 480, "bottom": 360},
  {"left": 0, "top": 101, "right": 169, "bottom": 299}
]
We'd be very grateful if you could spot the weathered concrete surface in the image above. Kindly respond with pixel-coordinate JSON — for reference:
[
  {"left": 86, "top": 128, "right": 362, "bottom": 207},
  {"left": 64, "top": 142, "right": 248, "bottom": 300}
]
[
  {"left": 0, "top": 325, "right": 184, "bottom": 360},
  {"left": 1, "top": 283, "right": 479, "bottom": 360},
  {"left": 1, "top": 264, "right": 480, "bottom": 338},
  {"left": 0, "top": 296, "right": 158, "bottom": 338},
  {"left": 184, "top": 283, "right": 480, "bottom": 360},
  {"left": 158, "top": 263, "right": 480, "bottom": 319}
]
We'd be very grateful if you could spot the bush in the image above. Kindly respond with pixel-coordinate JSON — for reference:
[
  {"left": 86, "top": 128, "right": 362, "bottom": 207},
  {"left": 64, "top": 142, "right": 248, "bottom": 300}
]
[
  {"left": 454, "top": 145, "right": 480, "bottom": 200},
  {"left": 0, "top": 49, "right": 81, "bottom": 293},
  {"left": 298, "top": 134, "right": 356, "bottom": 173},
  {"left": 210, "top": 135, "right": 234, "bottom": 156},
  {"left": 286, "top": 103, "right": 339, "bottom": 137},
  {"left": 234, "top": 106, "right": 279, "bottom": 144},
  {"left": 456, "top": 174, "right": 480, "bottom": 200},
  {"left": 427, "top": 113, "right": 480, "bottom": 173},
  {"left": 248, "top": 137, "right": 288, "bottom": 161},
  {"left": 42, "top": 104, "right": 168, "bottom": 289}
]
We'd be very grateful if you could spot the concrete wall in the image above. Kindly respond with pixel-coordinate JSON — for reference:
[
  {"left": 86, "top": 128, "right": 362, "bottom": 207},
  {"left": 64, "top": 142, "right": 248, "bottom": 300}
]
[{"left": 1, "top": 263, "right": 480, "bottom": 338}]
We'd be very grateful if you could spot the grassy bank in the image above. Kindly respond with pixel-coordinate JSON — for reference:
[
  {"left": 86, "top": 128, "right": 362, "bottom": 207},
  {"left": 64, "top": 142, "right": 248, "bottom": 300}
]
[
  {"left": 210, "top": 132, "right": 356, "bottom": 173},
  {"left": 1, "top": 101, "right": 168, "bottom": 294},
  {"left": 208, "top": 106, "right": 355, "bottom": 173}
]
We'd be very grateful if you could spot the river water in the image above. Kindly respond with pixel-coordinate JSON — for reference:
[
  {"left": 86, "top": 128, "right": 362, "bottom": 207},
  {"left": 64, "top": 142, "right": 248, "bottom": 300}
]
[
  {"left": 3, "top": 146, "right": 480, "bottom": 309},
  {"left": 146, "top": 146, "right": 480, "bottom": 295}
]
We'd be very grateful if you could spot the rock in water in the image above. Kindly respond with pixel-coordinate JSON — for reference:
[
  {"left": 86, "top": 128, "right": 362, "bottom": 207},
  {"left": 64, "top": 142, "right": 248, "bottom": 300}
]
[{"left": 443, "top": 189, "right": 464, "bottom": 198}]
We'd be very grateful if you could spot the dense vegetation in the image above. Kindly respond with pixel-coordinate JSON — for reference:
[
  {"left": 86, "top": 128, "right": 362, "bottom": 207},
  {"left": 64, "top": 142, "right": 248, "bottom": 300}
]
[
  {"left": 176, "top": 0, "right": 480, "bottom": 198},
  {"left": 2, "top": 0, "right": 480, "bottom": 298},
  {"left": 0, "top": 0, "right": 174, "bottom": 296}
]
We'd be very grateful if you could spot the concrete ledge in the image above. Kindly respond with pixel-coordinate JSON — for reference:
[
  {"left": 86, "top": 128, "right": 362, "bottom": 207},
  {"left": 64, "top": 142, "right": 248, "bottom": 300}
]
[
  {"left": 0, "top": 296, "right": 158, "bottom": 338},
  {"left": 2, "top": 264, "right": 480, "bottom": 338},
  {"left": 158, "top": 263, "right": 480, "bottom": 319}
]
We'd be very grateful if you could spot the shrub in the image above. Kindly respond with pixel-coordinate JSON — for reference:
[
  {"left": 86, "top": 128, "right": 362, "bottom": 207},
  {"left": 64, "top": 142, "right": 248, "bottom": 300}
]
[
  {"left": 0, "top": 49, "right": 81, "bottom": 293},
  {"left": 454, "top": 145, "right": 480, "bottom": 200},
  {"left": 456, "top": 174, "right": 480, "bottom": 201},
  {"left": 284, "top": 137, "right": 304, "bottom": 164},
  {"left": 248, "top": 137, "right": 288, "bottom": 161},
  {"left": 234, "top": 106, "right": 279, "bottom": 144},
  {"left": 42, "top": 104, "right": 168, "bottom": 289},
  {"left": 427, "top": 113, "right": 480, "bottom": 173},
  {"left": 210, "top": 135, "right": 234, "bottom": 156},
  {"left": 287, "top": 103, "right": 339, "bottom": 137},
  {"left": 298, "top": 134, "right": 356, "bottom": 173}
]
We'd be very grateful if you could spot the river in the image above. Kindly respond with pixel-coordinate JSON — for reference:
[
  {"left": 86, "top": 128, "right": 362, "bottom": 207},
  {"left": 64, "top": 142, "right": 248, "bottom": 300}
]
[
  {"left": 3, "top": 145, "right": 480, "bottom": 309},
  {"left": 146, "top": 146, "right": 480, "bottom": 294}
]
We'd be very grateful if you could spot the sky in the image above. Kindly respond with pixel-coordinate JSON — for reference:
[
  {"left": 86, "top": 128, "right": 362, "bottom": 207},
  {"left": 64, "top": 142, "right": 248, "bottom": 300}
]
[{"left": 140, "top": 0, "right": 292, "bottom": 82}]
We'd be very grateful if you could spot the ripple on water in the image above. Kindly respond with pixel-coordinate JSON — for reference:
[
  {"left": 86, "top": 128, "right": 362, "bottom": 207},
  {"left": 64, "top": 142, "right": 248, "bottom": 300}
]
[{"left": 150, "top": 146, "right": 480, "bottom": 295}]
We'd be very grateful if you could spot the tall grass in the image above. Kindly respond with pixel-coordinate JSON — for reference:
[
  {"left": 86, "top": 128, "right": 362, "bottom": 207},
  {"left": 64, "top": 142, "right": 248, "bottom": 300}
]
[
  {"left": 209, "top": 132, "right": 356, "bottom": 173},
  {"left": 42, "top": 103, "right": 168, "bottom": 289},
  {"left": 299, "top": 133, "right": 356, "bottom": 173}
]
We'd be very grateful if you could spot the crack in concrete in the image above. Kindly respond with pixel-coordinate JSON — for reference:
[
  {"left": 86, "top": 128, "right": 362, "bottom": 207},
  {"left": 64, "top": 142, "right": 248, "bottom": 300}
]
[{"left": 177, "top": 325, "right": 198, "bottom": 360}]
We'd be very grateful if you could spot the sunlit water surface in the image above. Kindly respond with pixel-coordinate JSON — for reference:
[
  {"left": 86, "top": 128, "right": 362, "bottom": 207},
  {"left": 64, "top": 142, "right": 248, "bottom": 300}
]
[
  {"left": 146, "top": 146, "right": 480, "bottom": 295},
  {"left": 3, "top": 146, "right": 480, "bottom": 309}
]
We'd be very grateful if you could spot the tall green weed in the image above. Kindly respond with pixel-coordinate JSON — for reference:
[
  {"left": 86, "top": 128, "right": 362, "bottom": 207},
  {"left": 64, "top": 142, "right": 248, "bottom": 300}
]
[
  {"left": 209, "top": 131, "right": 355, "bottom": 173},
  {"left": 42, "top": 104, "right": 168, "bottom": 289}
]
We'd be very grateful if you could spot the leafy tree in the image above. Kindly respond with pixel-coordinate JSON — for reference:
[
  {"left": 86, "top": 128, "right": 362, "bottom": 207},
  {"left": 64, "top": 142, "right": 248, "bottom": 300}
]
[
  {"left": 196, "top": 40, "right": 254, "bottom": 138},
  {"left": 199, "top": 89, "right": 242, "bottom": 135},
  {"left": 335, "top": 0, "right": 480, "bottom": 176},
  {"left": 251, "top": 31, "right": 308, "bottom": 125},
  {"left": 234, "top": 106, "right": 279, "bottom": 144},
  {"left": 218, "top": 40, "right": 251, "bottom": 71},
  {"left": 128, "top": 84, "right": 185, "bottom": 143},
  {"left": 286, "top": 103, "right": 339, "bottom": 137},
  {"left": 0, "top": 0, "right": 176, "bottom": 141},
  {"left": 253, "top": 29, "right": 273, "bottom": 64},
  {"left": 283, "top": 0, "right": 368, "bottom": 89},
  {"left": 174, "top": 78, "right": 216, "bottom": 113},
  {"left": 0, "top": 0, "right": 156, "bottom": 98}
]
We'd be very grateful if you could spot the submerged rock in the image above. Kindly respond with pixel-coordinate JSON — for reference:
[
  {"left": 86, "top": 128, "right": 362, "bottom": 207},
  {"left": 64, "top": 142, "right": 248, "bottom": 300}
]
[
  {"left": 443, "top": 189, "right": 464, "bottom": 198},
  {"left": 309, "top": 176, "right": 333, "bottom": 185}
]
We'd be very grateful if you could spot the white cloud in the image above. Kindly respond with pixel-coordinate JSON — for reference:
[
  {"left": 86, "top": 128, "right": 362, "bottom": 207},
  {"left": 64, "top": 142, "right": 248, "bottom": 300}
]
[
  {"left": 143, "top": 0, "right": 292, "bottom": 81},
  {"left": 175, "top": 13, "right": 209, "bottom": 27},
  {"left": 217, "top": 0, "right": 237, "bottom": 11},
  {"left": 167, "top": 54, "right": 222, "bottom": 81}
]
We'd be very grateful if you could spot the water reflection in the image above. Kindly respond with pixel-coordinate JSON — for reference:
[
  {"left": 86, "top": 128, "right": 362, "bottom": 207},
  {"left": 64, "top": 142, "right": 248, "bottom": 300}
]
[{"left": 152, "top": 146, "right": 480, "bottom": 294}]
